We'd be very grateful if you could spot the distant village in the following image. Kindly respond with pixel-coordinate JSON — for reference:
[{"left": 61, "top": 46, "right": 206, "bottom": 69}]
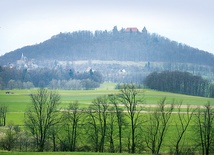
[
  {"left": 12, "top": 52, "right": 129, "bottom": 73},
  {"left": 15, "top": 53, "right": 38, "bottom": 70}
]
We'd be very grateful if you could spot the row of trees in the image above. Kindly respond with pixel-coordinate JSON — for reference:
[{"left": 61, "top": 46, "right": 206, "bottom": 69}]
[
  {"left": 0, "top": 66, "right": 103, "bottom": 90},
  {"left": 1, "top": 85, "right": 214, "bottom": 154},
  {"left": 144, "top": 71, "right": 214, "bottom": 97}
]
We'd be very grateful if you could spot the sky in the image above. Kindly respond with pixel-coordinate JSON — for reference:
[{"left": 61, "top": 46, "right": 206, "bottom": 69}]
[{"left": 0, "top": 0, "right": 214, "bottom": 56}]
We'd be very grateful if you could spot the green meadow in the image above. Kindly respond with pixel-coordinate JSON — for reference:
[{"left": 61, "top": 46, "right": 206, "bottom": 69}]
[
  {"left": 0, "top": 82, "right": 214, "bottom": 125},
  {"left": 1, "top": 83, "right": 214, "bottom": 154}
]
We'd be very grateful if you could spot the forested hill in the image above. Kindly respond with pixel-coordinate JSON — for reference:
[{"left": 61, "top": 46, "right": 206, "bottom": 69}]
[{"left": 1, "top": 26, "right": 214, "bottom": 66}]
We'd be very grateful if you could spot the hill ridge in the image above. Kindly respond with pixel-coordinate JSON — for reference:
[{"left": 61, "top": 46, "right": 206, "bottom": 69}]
[{"left": 1, "top": 26, "right": 214, "bottom": 67}]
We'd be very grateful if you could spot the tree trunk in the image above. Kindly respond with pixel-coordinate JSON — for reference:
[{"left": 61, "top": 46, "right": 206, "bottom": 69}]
[{"left": 131, "top": 116, "right": 135, "bottom": 153}]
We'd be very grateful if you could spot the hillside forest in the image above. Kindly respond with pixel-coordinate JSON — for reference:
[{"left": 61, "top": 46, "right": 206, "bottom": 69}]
[{"left": 1, "top": 26, "right": 214, "bottom": 67}]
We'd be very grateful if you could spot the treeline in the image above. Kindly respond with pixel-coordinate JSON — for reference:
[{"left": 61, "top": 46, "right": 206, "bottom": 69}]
[
  {"left": 0, "top": 66, "right": 103, "bottom": 90},
  {"left": 1, "top": 26, "right": 214, "bottom": 67},
  {"left": 1, "top": 86, "right": 214, "bottom": 155},
  {"left": 144, "top": 71, "right": 214, "bottom": 97}
]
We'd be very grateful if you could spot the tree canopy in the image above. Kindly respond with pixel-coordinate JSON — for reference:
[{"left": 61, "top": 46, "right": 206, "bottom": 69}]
[{"left": 144, "top": 71, "right": 214, "bottom": 97}]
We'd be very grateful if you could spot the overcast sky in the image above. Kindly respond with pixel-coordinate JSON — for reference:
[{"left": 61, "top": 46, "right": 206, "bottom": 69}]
[{"left": 0, "top": 0, "right": 214, "bottom": 56}]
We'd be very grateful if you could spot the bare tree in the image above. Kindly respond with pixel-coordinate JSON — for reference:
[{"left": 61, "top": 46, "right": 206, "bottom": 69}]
[
  {"left": 195, "top": 102, "right": 214, "bottom": 155},
  {"left": 144, "top": 97, "right": 174, "bottom": 154},
  {"left": 174, "top": 102, "right": 195, "bottom": 154},
  {"left": 24, "top": 88, "right": 61, "bottom": 152},
  {"left": 119, "top": 84, "right": 144, "bottom": 153},
  {"left": 108, "top": 94, "right": 126, "bottom": 153},
  {"left": 107, "top": 106, "right": 116, "bottom": 153},
  {"left": 62, "top": 101, "right": 82, "bottom": 151},
  {"left": 86, "top": 106, "right": 99, "bottom": 152},
  {"left": 94, "top": 96, "right": 109, "bottom": 152},
  {"left": 86, "top": 96, "right": 109, "bottom": 152}
]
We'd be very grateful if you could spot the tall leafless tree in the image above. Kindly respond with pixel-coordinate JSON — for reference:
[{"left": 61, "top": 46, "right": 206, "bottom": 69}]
[
  {"left": 108, "top": 94, "right": 126, "bottom": 153},
  {"left": 144, "top": 97, "right": 174, "bottom": 154},
  {"left": 174, "top": 102, "right": 195, "bottom": 154},
  {"left": 86, "top": 96, "right": 109, "bottom": 152},
  {"left": 86, "top": 106, "right": 99, "bottom": 152},
  {"left": 195, "top": 102, "right": 214, "bottom": 155},
  {"left": 62, "top": 101, "right": 82, "bottom": 151},
  {"left": 95, "top": 96, "right": 109, "bottom": 152},
  {"left": 107, "top": 106, "right": 116, "bottom": 153},
  {"left": 24, "top": 88, "right": 61, "bottom": 152},
  {"left": 119, "top": 84, "right": 144, "bottom": 153}
]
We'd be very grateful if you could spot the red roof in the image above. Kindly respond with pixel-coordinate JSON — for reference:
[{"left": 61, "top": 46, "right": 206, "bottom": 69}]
[{"left": 125, "top": 27, "right": 138, "bottom": 32}]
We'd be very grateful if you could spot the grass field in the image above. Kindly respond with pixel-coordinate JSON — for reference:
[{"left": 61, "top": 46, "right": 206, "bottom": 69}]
[
  {"left": 0, "top": 83, "right": 214, "bottom": 154},
  {"left": 0, "top": 82, "right": 213, "bottom": 125}
]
